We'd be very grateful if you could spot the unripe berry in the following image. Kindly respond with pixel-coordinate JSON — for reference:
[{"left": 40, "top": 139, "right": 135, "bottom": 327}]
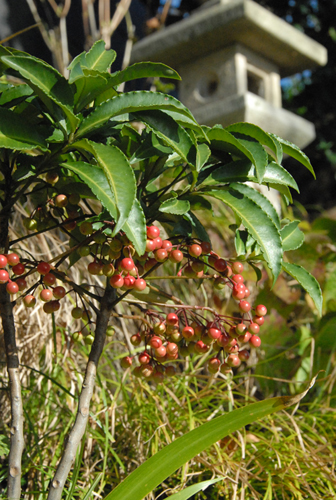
[
  {"left": 103, "top": 263, "right": 115, "bottom": 277},
  {"left": 220, "top": 363, "right": 232, "bottom": 374},
  {"left": 82, "top": 310, "right": 92, "bottom": 323},
  {"left": 236, "top": 322, "right": 247, "bottom": 335},
  {"left": 7, "top": 253, "right": 20, "bottom": 266},
  {"left": 72, "top": 307, "right": 83, "bottom": 319},
  {"left": 55, "top": 194, "right": 68, "bottom": 208},
  {"left": 248, "top": 322, "right": 260, "bottom": 335},
  {"left": 64, "top": 218, "right": 76, "bottom": 231},
  {"left": 144, "top": 257, "right": 157, "bottom": 271},
  {"left": 24, "top": 295, "right": 36, "bottom": 308},
  {"left": 169, "top": 249, "right": 184, "bottom": 263},
  {"left": 106, "top": 326, "right": 115, "bottom": 337},
  {"left": 153, "top": 321, "right": 166, "bottom": 335},
  {"left": 131, "top": 333, "right": 141, "bottom": 345},
  {"left": 208, "top": 357, "right": 221, "bottom": 373},
  {"left": 88, "top": 262, "right": 102, "bottom": 275},
  {"left": 43, "top": 273, "right": 56, "bottom": 286},
  {"left": 191, "top": 261, "right": 204, "bottom": 273},
  {"left": 165, "top": 365, "right": 176, "bottom": 377},
  {"left": 214, "top": 277, "right": 226, "bottom": 290},
  {"left": 6, "top": 282, "right": 19, "bottom": 294},
  {"left": 23, "top": 218, "right": 37, "bottom": 231},
  {"left": 69, "top": 193, "right": 80, "bottom": 205},
  {"left": 188, "top": 244, "right": 202, "bottom": 258},
  {"left": 232, "top": 261, "right": 244, "bottom": 274},
  {"left": 145, "top": 239, "right": 156, "bottom": 252},
  {"left": 170, "top": 331, "right": 182, "bottom": 342},
  {"left": 141, "top": 365, "right": 154, "bottom": 378},
  {"left": 120, "top": 356, "right": 133, "bottom": 369},
  {"left": 79, "top": 245, "right": 91, "bottom": 257},
  {"left": 79, "top": 221, "right": 93, "bottom": 235},
  {"left": 40, "top": 289, "right": 53, "bottom": 302},
  {"left": 255, "top": 304, "right": 267, "bottom": 317},
  {"left": 84, "top": 335, "right": 94, "bottom": 345},
  {"left": 227, "top": 354, "right": 241, "bottom": 368},
  {"left": 46, "top": 171, "right": 59, "bottom": 184}
]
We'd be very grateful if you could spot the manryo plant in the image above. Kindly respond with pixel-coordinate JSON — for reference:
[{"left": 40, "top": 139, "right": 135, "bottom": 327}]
[{"left": 0, "top": 41, "right": 322, "bottom": 499}]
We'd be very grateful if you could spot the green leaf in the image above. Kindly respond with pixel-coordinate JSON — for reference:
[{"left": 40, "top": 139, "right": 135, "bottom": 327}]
[
  {"left": 282, "top": 262, "right": 323, "bottom": 315},
  {"left": 248, "top": 261, "right": 263, "bottom": 282},
  {"left": 159, "top": 198, "right": 191, "bottom": 215},
  {"left": 199, "top": 160, "right": 299, "bottom": 192},
  {"left": 73, "top": 70, "right": 110, "bottom": 110},
  {"left": 0, "top": 84, "right": 33, "bottom": 105},
  {"left": 226, "top": 122, "right": 283, "bottom": 163},
  {"left": 1, "top": 55, "right": 79, "bottom": 132},
  {"left": 135, "top": 110, "right": 195, "bottom": 165},
  {"left": 280, "top": 221, "right": 305, "bottom": 251},
  {"left": 229, "top": 182, "right": 280, "bottom": 229},
  {"left": 0, "top": 107, "right": 48, "bottom": 151},
  {"left": 196, "top": 143, "right": 211, "bottom": 172},
  {"left": 235, "top": 229, "right": 248, "bottom": 256},
  {"left": 168, "top": 478, "right": 223, "bottom": 500},
  {"left": 76, "top": 91, "right": 198, "bottom": 139},
  {"left": 107, "top": 62, "right": 181, "bottom": 88},
  {"left": 186, "top": 212, "right": 211, "bottom": 242},
  {"left": 82, "top": 40, "right": 116, "bottom": 72},
  {"left": 158, "top": 109, "right": 208, "bottom": 140},
  {"left": 102, "top": 387, "right": 314, "bottom": 500},
  {"left": 60, "top": 161, "right": 118, "bottom": 222},
  {"left": 269, "top": 133, "right": 315, "bottom": 178},
  {"left": 86, "top": 142, "right": 136, "bottom": 235},
  {"left": 207, "top": 128, "right": 267, "bottom": 182},
  {"left": 205, "top": 188, "right": 282, "bottom": 281},
  {"left": 122, "top": 199, "right": 147, "bottom": 256}
]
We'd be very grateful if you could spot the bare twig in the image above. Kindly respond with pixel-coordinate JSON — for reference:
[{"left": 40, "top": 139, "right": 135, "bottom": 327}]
[
  {"left": 1, "top": 285, "right": 24, "bottom": 500},
  {"left": 47, "top": 285, "right": 116, "bottom": 500}
]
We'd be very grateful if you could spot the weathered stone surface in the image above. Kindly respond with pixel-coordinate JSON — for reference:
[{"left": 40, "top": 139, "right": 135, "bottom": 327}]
[{"left": 131, "top": 0, "right": 327, "bottom": 76}]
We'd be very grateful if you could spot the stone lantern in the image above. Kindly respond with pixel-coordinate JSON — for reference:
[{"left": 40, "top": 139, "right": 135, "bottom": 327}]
[{"left": 130, "top": 0, "right": 327, "bottom": 149}]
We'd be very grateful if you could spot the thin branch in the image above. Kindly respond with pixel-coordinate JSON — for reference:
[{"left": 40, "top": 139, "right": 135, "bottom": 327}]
[
  {"left": 47, "top": 285, "right": 116, "bottom": 500},
  {"left": 0, "top": 285, "right": 24, "bottom": 500}
]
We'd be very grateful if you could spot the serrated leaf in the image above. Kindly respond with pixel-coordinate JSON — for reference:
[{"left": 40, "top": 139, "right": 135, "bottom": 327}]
[
  {"left": 1, "top": 55, "right": 79, "bottom": 131},
  {"left": 83, "top": 40, "right": 116, "bottom": 72},
  {"left": 86, "top": 142, "right": 136, "bottom": 235},
  {"left": 108, "top": 62, "right": 181, "bottom": 88},
  {"left": 73, "top": 70, "right": 109, "bottom": 110},
  {"left": 0, "top": 107, "right": 48, "bottom": 150},
  {"left": 269, "top": 133, "right": 315, "bottom": 178},
  {"left": 280, "top": 221, "right": 305, "bottom": 251},
  {"left": 103, "top": 385, "right": 315, "bottom": 500},
  {"left": 122, "top": 199, "right": 147, "bottom": 255},
  {"left": 159, "top": 109, "right": 209, "bottom": 141},
  {"left": 226, "top": 122, "right": 283, "bottom": 163},
  {"left": 199, "top": 160, "right": 299, "bottom": 192},
  {"left": 282, "top": 262, "right": 322, "bottom": 315},
  {"left": 134, "top": 110, "right": 195, "bottom": 166},
  {"left": 207, "top": 128, "right": 267, "bottom": 182},
  {"left": 60, "top": 161, "right": 118, "bottom": 222},
  {"left": 168, "top": 478, "right": 223, "bottom": 500},
  {"left": 205, "top": 188, "right": 282, "bottom": 281},
  {"left": 76, "top": 91, "right": 198, "bottom": 139},
  {"left": 0, "top": 84, "right": 33, "bottom": 105},
  {"left": 229, "top": 182, "right": 280, "bottom": 229},
  {"left": 159, "top": 198, "right": 190, "bottom": 215}
]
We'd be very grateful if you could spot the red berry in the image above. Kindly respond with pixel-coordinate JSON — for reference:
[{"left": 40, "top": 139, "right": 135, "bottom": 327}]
[
  {"left": 37, "top": 262, "right": 51, "bottom": 275},
  {"left": 167, "top": 313, "right": 179, "bottom": 325},
  {"left": 166, "top": 342, "right": 178, "bottom": 355},
  {"left": 147, "top": 226, "right": 160, "bottom": 239},
  {"left": 0, "top": 255, "right": 7, "bottom": 268},
  {"left": 208, "top": 357, "right": 221, "bottom": 373},
  {"left": 182, "top": 326, "right": 194, "bottom": 340},
  {"left": 227, "top": 354, "right": 241, "bottom": 367},
  {"left": 149, "top": 336, "right": 162, "bottom": 349},
  {"left": 24, "top": 295, "right": 36, "bottom": 308},
  {"left": 154, "top": 249, "right": 168, "bottom": 262},
  {"left": 154, "top": 237, "right": 163, "bottom": 249},
  {"left": 188, "top": 244, "right": 202, "bottom": 258},
  {"left": 232, "top": 261, "right": 244, "bottom": 274},
  {"left": 53, "top": 286, "right": 66, "bottom": 299},
  {"left": 43, "top": 273, "right": 56, "bottom": 286},
  {"left": 253, "top": 315, "right": 265, "bottom": 326},
  {"left": 123, "top": 274, "right": 135, "bottom": 289},
  {"left": 6, "top": 282, "right": 19, "bottom": 294},
  {"left": 244, "top": 287, "right": 251, "bottom": 298},
  {"left": 44, "top": 300, "right": 60, "bottom": 313},
  {"left": 139, "top": 352, "right": 151, "bottom": 365},
  {"left": 249, "top": 335, "right": 261, "bottom": 348},
  {"left": 232, "top": 286, "right": 245, "bottom": 300},
  {"left": 40, "top": 289, "right": 53, "bottom": 302},
  {"left": 121, "top": 356, "right": 133, "bottom": 369},
  {"left": 130, "top": 333, "right": 142, "bottom": 346},
  {"left": 0, "top": 270, "right": 9, "bottom": 283},
  {"left": 239, "top": 300, "right": 251, "bottom": 313},
  {"left": 169, "top": 249, "right": 184, "bottom": 263},
  {"left": 16, "top": 278, "right": 27, "bottom": 291},
  {"left": 255, "top": 304, "right": 267, "bottom": 317},
  {"left": 217, "top": 334, "right": 230, "bottom": 347},
  {"left": 238, "top": 349, "right": 250, "bottom": 361},
  {"left": 162, "top": 240, "right": 172, "bottom": 251},
  {"left": 12, "top": 263, "right": 25, "bottom": 275},
  {"left": 238, "top": 332, "right": 252, "bottom": 343},
  {"left": 154, "top": 345, "right": 167, "bottom": 358},
  {"left": 214, "top": 259, "right": 227, "bottom": 272},
  {"left": 236, "top": 322, "right": 247, "bottom": 335},
  {"left": 232, "top": 274, "right": 244, "bottom": 284},
  {"left": 134, "top": 278, "right": 147, "bottom": 291},
  {"left": 110, "top": 274, "right": 124, "bottom": 288},
  {"left": 248, "top": 322, "right": 260, "bottom": 335},
  {"left": 7, "top": 253, "right": 20, "bottom": 266},
  {"left": 208, "top": 327, "right": 221, "bottom": 340},
  {"left": 120, "top": 258, "right": 134, "bottom": 272}
]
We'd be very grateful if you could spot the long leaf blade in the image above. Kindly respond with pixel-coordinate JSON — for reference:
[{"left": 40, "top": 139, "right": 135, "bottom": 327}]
[
  {"left": 167, "top": 478, "right": 223, "bottom": 500},
  {"left": 122, "top": 199, "right": 147, "bottom": 256},
  {"left": 206, "top": 188, "right": 282, "bottom": 281},
  {"left": 280, "top": 221, "right": 305, "bottom": 251},
  {"left": 269, "top": 133, "right": 315, "bottom": 178},
  {"left": 108, "top": 62, "right": 181, "bottom": 88},
  {"left": 282, "top": 262, "right": 323, "bottom": 315},
  {"left": 103, "top": 383, "right": 315, "bottom": 500},
  {"left": 0, "top": 107, "right": 48, "bottom": 150},
  {"left": 76, "top": 91, "right": 198, "bottom": 138}
]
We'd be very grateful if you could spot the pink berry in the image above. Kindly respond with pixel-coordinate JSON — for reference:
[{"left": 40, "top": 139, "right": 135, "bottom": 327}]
[
  {"left": 232, "top": 261, "right": 244, "bottom": 274},
  {"left": 40, "top": 289, "right": 53, "bottom": 302},
  {"left": 239, "top": 300, "right": 251, "bottom": 313},
  {"left": 0, "top": 270, "right": 9, "bottom": 283},
  {"left": 249, "top": 335, "right": 261, "bottom": 348},
  {"left": 255, "top": 304, "right": 267, "bottom": 317},
  {"left": 0, "top": 254, "right": 8, "bottom": 268},
  {"left": 24, "top": 295, "right": 36, "bottom": 308},
  {"left": 188, "top": 244, "right": 202, "bottom": 258},
  {"left": 6, "top": 282, "right": 19, "bottom": 294},
  {"left": 7, "top": 253, "right": 20, "bottom": 266},
  {"left": 248, "top": 322, "right": 260, "bottom": 335},
  {"left": 232, "top": 274, "right": 244, "bottom": 284}
]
